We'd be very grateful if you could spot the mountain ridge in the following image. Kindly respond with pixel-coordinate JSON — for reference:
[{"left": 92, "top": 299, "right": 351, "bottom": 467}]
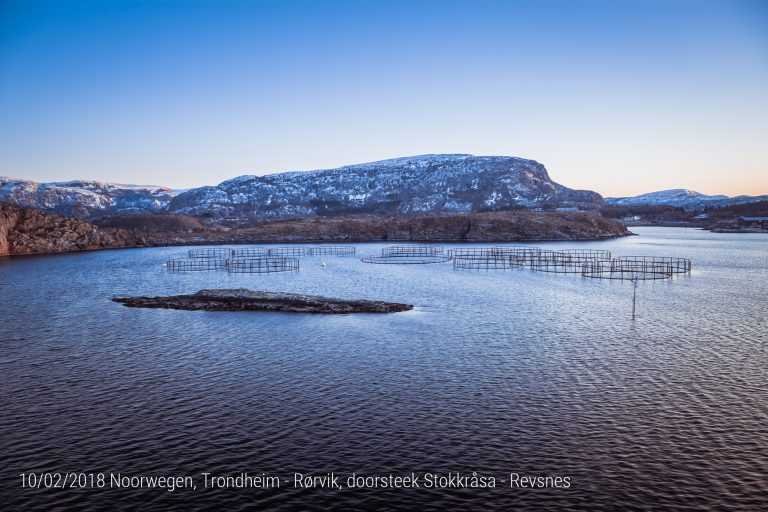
[
  {"left": 606, "top": 188, "right": 768, "bottom": 210},
  {"left": 2, "top": 154, "right": 603, "bottom": 219}
]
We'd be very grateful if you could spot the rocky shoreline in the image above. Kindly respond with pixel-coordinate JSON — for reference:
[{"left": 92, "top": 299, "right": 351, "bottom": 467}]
[
  {"left": 1, "top": 202, "right": 631, "bottom": 257},
  {"left": 112, "top": 289, "right": 414, "bottom": 314}
]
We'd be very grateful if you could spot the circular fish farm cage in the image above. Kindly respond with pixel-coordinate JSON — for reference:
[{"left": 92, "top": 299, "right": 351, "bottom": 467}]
[
  {"left": 188, "top": 248, "right": 231, "bottom": 259},
  {"left": 581, "top": 258, "right": 676, "bottom": 280},
  {"left": 166, "top": 257, "right": 228, "bottom": 272},
  {"left": 361, "top": 254, "right": 450, "bottom": 265},
  {"left": 232, "top": 247, "right": 270, "bottom": 257},
  {"left": 614, "top": 255, "right": 692, "bottom": 274},
  {"left": 452, "top": 254, "right": 518, "bottom": 270},
  {"left": 309, "top": 245, "right": 357, "bottom": 256},
  {"left": 493, "top": 246, "right": 558, "bottom": 266},
  {"left": 446, "top": 248, "right": 497, "bottom": 259},
  {"left": 530, "top": 249, "right": 613, "bottom": 274},
  {"left": 227, "top": 256, "right": 300, "bottom": 274},
  {"left": 380, "top": 244, "right": 445, "bottom": 257},
  {"left": 266, "top": 246, "right": 311, "bottom": 257},
  {"left": 362, "top": 244, "right": 448, "bottom": 264},
  {"left": 447, "top": 246, "right": 564, "bottom": 269}
]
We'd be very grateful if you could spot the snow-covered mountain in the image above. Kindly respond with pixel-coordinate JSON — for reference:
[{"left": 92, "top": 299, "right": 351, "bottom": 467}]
[
  {"left": 606, "top": 189, "right": 767, "bottom": 210},
  {"left": 167, "top": 154, "right": 602, "bottom": 219},
  {"left": 0, "top": 177, "right": 180, "bottom": 218},
  {"left": 1, "top": 155, "right": 603, "bottom": 219}
]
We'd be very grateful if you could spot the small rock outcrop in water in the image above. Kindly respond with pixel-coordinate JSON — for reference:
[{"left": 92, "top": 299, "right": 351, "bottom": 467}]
[{"left": 112, "top": 289, "right": 413, "bottom": 314}]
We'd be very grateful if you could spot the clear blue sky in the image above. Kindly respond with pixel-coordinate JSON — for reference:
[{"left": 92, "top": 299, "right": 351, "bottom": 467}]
[{"left": 1, "top": 0, "right": 766, "bottom": 196}]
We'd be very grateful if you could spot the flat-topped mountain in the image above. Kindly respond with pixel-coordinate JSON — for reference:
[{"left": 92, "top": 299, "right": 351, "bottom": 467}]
[
  {"left": 167, "top": 154, "right": 602, "bottom": 219},
  {"left": 2, "top": 154, "right": 602, "bottom": 220}
]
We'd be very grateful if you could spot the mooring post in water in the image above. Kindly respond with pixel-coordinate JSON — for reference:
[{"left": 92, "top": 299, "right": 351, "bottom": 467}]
[{"left": 631, "top": 277, "right": 638, "bottom": 320}]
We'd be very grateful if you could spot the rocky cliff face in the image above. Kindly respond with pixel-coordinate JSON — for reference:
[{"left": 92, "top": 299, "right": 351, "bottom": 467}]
[
  {"left": 0, "top": 202, "right": 142, "bottom": 256},
  {"left": 168, "top": 154, "right": 603, "bottom": 219}
]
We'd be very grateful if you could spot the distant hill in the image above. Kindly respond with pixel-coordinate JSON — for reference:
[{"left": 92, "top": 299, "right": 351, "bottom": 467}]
[
  {"left": 2, "top": 154, "right": 603, "bottom": 220},
  {"left": 0, "top": 177, "right": 179, "bottom": 218},
  {"left": 607, "top": 189, "right": 768, "bottom": 211}
]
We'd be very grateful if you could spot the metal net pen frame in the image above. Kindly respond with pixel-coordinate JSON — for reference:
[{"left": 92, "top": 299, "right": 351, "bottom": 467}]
[
  {"left": 447, "top": 248, "right": 499, "bottom": 260},
  {"left": 360, "top": 254, "right": 450, "bottom": 264},
  {"left": 380, "top": 244, "right": 445, "bottom": 257},
  {"left": 266, "top": 246, "right": 312, "bottom": 257},
  {"left": 581, "top": 258, "right": 674, "bottom": 280},
  {"left": 188, "top": 248, "right": 231, "bottom": 259},
  {"left": 493, "top": 247, "right": 559, "bottom": 267},
  {"left": 530, "top": 249, "right": 613, "bottom": 274},
  {"left": 309, "top": 246, "right": 357, "bottom": 256},
  {"left": 232, "top": 247, "right": 270, "bottom": 257},
  {"left": 616, "top": 255, "right": 692, "bottom": 274},
  {"left": 166, "top": 257, "right": 228, "bottom": 272},
  {"left": 227, "top": 256, "right": 300, "bottom": 274},
  {"left": 452, "top": 254, "right": 519, "bottom": 270}
]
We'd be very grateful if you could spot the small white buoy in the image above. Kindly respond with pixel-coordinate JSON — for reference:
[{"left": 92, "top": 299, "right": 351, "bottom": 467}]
[{"left": 321, "top": 262, "right": 327, "bottom": 267}]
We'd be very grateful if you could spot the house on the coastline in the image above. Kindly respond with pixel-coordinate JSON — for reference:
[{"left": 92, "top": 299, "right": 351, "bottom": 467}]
[{"left": 739, "top": 216, "right": 768, "bottom": 228}]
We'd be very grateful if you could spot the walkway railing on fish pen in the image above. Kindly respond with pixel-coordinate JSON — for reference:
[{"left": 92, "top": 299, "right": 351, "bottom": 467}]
[
  {"left": 452, "top": 254, "right": 519, "bottom": 270},
  {"left": 188, "top": 248, "right": 231, "bottom": 259},
  {"left": 530, "top": 249, "right": 613, "bottom": 274},
  {"left": 362, "top": 244, "right": 449, "bottom": 264},
  {"left": 615, "top": 255, "right": 692, "bottom": 274},
  {"left": 231, "top": 245, "right": 356, "bottom": 257},
  {"left": 227, "top": 256, "right": 300, "bottom": 274},
  {"left": 166, "top": 257, "right": 228, "bottom": 272},
  {"left": 266, "top": 246, "right": 311, "bottom": 257},
  {"left": 361, "top": 254, "right": 450, "bottom": 264},
  {"left": 581, "top": 258, "right": 675, "bottom": 280},
  {"left": 232, "top": 247, "right": 270, "bottom": 257},
  {"left": 307, "top": 246, "right": 357, "bottom": 256},
  {"left": 496, "top": 247, "right": 558, "bottom": 266},
  {"left": 446, "top": 248, "right": 498, "bottom": 259},
  {"left": 380, "top": 244, "right": 445, "bottom": 257}
]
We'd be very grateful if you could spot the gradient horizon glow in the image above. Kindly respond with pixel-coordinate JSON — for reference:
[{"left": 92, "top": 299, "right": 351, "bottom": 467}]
[{"left": 1, "top": 0, "right": 766, "bottom": 197}]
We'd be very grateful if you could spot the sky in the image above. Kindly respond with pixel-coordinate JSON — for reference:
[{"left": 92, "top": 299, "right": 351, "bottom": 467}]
[{"left": 0, "top": 0, "right": 766, "bottom": 197}]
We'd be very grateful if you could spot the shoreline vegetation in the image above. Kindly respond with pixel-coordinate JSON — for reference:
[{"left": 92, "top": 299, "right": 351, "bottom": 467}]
[{"left": 0, "top": 201, "right": 631, "bottom": 257}]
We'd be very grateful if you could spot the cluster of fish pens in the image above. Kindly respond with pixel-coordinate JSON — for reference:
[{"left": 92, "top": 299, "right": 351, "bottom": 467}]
[
  {"left": 165, "top": 243, "right": 691, "bottom": 282},
  {"left": 447, "top": 246, "right": 691, "bottom": 281},
  {"left": 360, "top": 244, "right": 691, "bottom": 281},
  {"left": 164, "top": 246, "right": 356, "bottom": 274}
]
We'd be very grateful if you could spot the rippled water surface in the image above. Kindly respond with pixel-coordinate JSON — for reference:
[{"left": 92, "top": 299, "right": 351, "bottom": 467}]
[{"left": 1, "top": 228, "right": 766, "bottom": 511}]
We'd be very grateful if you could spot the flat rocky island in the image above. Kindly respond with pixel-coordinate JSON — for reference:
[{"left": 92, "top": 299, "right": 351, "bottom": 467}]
[{"left": 112, "top": 288, "right": 413, "bottom": 314}]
